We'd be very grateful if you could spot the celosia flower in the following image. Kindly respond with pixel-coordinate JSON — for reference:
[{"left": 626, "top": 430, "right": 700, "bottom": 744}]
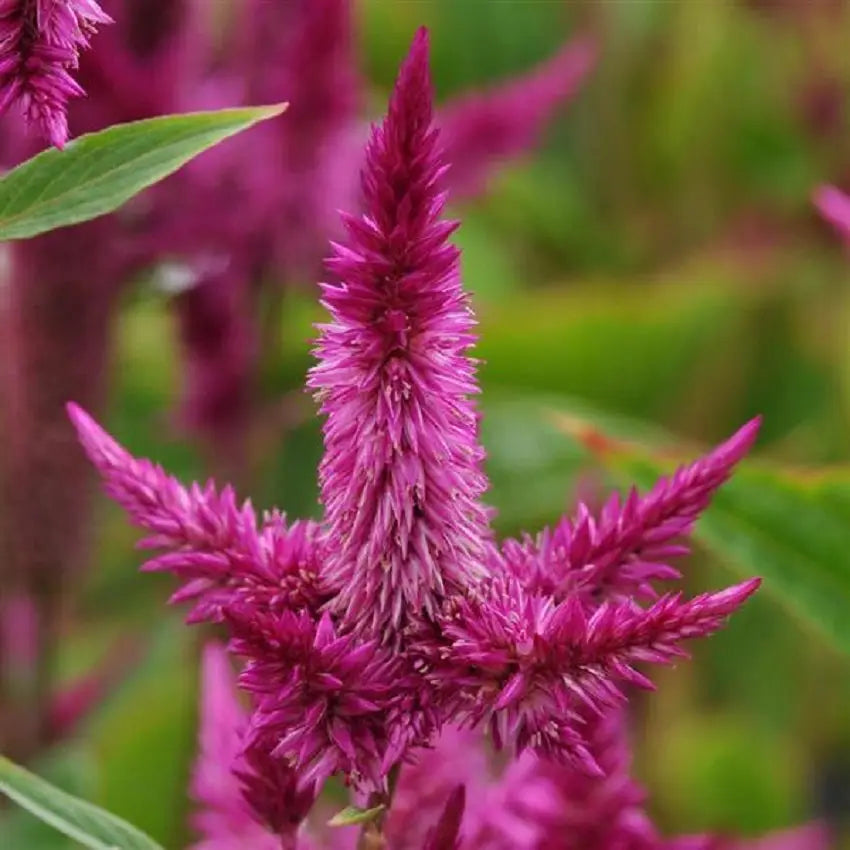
[
  {"left": 67, "top": 402, "right": 327, "bottom": 625},
  {"left": 500, "top": 418, "right": 760, "bottom": 604},
  {"left": 0, "top": 0, "right": 111, "bottom": 146},
  {"left": 814, "top": 185, "right": 850, "bottom": 244},
  {"left": 433, "top": 575, "right": 759, "bottom": 770},
  {"left": 308, "top": 28, "right": 492, "bottom": 640},
  {"left": 71, "top": 26, "right": 761, "bottom": 837},
  {"left": 228, "top": 607, "right": 406, "bottom": 790}
]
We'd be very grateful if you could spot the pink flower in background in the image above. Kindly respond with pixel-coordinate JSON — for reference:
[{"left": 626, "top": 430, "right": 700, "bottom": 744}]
[
  {"left": 192, "top": 644, "right": 313, "bottom": 850},
  {"left": 0, "top": 0, "right": 201, "bottom": 759},
  {"left": 0, "top": 0, "right": 112, "bottom": 146},
  {"left": 70, "top": 32, "right": 764, "bottom": 849},
  {"left": 438, "top": 37, "right": 596, "bottom": 199},
  {"left": 814, "top": 185, "right": 850, "bottom": 244},
  {"left": 150, "top": 0, "right": 596, "bottom": 447}
]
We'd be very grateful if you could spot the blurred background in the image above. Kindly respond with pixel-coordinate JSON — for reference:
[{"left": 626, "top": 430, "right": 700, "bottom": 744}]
[{"left": 1, "top": 0, "right": 850, "bottom": 846}]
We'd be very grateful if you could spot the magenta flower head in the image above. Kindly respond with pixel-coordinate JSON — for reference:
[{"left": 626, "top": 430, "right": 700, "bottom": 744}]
[
  {"left": 308, "top": 28, "right": 491, "bottom": 641},
  {"left": 0, "top": 0, "right": 112, "bottom": 146},
  {"left": 70, "top": 25, "right": 763, "bottom": 840}
]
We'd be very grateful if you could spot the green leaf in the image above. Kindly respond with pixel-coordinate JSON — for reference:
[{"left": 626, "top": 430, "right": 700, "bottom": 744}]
[
  {"left": 552, "top": 406, "right": 850, "bottom": 655},
  {"left": 0, "top": 755, "right": 164, "bottom": 850},
  {"left": 328, "top": 804, "right": 386, "bottom": 827},
  {"left": 0, "top": 104, "right": 286, "bottom": 241}
]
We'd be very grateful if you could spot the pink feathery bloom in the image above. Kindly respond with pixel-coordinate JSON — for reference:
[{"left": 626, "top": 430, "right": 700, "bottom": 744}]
[
  {"left": 433, "top": 574, "right": 759, "bottom": 770},
  {"left": 0, "top": 0, "right": 111, "bottom": 146},
  {"left": 438, "top": 37, "right": 596, "bottom": 199},
  {"left": 192, "top": 643, "right": 313, "bottom": 850},
  {"left": 500, "top": 418, "right": 761, "bottom": 604},
  {"left": 308, "top": 28, "right": 491, "bottom": 640},
  {"left": 66, "top": 403, "right": 327, "bottom": 625},
  {"left": 70, "top": 25, "right": 760, "bottom": 824},
  {"left": 228, "top": 607, "right": 408, "bottom": 791},
  {"left": 814, "top": 185, "right": 850, "bottom": 244}
]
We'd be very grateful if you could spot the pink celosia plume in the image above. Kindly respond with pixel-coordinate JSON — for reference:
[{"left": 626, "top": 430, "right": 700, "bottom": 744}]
[
  {"left": 70, "top": 26, "right": 766, "bottom": 846},
  {"left": 66, "top": 402, "right": 327, "bottom": 625},
  {"left": 433, "top": 573, "right": 759, "bottom": 770},
  {"left": 500, "top": 418, "right": 761, "bottom": 604},
  {"left": 309, "top": 28, "right": 491, "bottom": 641},
  {"left": 0, "top": 0, "right": 112, "bottom": 146}
]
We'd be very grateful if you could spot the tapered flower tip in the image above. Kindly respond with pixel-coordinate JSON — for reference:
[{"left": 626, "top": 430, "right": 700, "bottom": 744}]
[
  {"left": 401, "top": 27, "right": 430, "bottom": 88},
  {"left": 66, "top": 401, "right": 125, "bottom": 468},
  {"left": 707, "top": 576, "right": 762, "bottom": 610},
  {"left": 718, "top": 415, "right": 761, "bottom": 462},
  {"left": 814, "top": 184, "right": 850, "bottom": 242}
]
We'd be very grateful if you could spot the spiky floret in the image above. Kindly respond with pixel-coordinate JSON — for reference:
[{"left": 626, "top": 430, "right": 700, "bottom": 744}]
[
  {"left": 308, "top": 28, "right": 491, "bottom": 641},
  {"left": 228, "top": 609, "right": 408, "bottom": 791},
  {"left": 435, "top": 575, "right": 760, "bottom": 769},
  {"left": 0, "top": 0, "right": 112, "bottom": 146},
  {"left": 66, "top": 403, "right": 327, "bottom": 623},
  {"left": 501, "top": 418, "right": 760, "bottom": 603}
]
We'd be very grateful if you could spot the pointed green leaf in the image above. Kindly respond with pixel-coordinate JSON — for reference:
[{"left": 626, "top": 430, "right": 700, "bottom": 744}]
[
  {"left": 552, "top": 406, "right": 850, "bottom": 654},
  {"left": 0, "top": 104, "right": 286, "bottom": 241},
  {"left": 328, "top": 803, "right": 386, "bottom": 827},
  {"left": 0, "top": 755, "right": 164, "bottom": 850}
]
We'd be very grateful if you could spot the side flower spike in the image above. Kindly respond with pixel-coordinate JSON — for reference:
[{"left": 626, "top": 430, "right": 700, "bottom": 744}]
[
  {"left": 309, "top": 27, "right": 491, "bottom": 642},
  {"left": 501, "top": 418, "right": 760, "bottom": 603},
  {"left": 437, "top": 575, "right": 760, "bottom": 768},
  {"left": 67, "top": 403, "right": 327, "bottom": 623},
  {"left": 0, "top": 0, "right": 112, "bottom": 147}
]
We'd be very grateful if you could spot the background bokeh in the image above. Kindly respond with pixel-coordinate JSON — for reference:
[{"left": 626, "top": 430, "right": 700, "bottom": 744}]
[{"left": 2, "top": 0, "right": 850, "bottom": 847}]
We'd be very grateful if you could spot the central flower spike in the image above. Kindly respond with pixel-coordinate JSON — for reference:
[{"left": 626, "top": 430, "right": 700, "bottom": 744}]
[{"left": 309, "top": 28, "right": 491, "bottom": 641}]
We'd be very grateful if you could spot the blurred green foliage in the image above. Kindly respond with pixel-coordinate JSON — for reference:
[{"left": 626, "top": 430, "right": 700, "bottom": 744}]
[{"left": 5, "top": 0, "right": 850, "bottom": 846}]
